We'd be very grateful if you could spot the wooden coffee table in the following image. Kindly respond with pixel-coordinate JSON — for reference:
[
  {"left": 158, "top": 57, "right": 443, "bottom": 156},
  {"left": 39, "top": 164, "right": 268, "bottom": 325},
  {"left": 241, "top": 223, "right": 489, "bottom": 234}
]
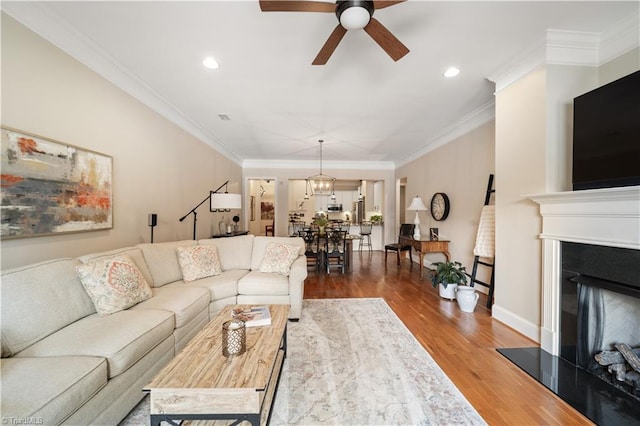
[{"left": 144, "top": 304, "right": 290, "bottom": 426}]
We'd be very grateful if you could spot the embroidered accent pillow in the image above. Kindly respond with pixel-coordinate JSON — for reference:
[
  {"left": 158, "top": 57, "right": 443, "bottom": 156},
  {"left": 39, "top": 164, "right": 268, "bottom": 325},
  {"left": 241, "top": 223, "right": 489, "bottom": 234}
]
[
  {"left": 176, "top": 245, "right": 222, "bottom": 282},
  {"left": 259, "top": 243, "right": 300, "bottom": 275},
  {"left": 76, "top": 255, "right": 153, "bottom": 315}
]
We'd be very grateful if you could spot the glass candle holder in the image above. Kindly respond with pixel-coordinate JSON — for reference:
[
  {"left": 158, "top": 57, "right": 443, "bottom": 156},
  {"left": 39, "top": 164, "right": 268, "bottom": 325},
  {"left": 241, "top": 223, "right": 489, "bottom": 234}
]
[{"left": 222, "top": 319, "right": 246, "bottom": 357}]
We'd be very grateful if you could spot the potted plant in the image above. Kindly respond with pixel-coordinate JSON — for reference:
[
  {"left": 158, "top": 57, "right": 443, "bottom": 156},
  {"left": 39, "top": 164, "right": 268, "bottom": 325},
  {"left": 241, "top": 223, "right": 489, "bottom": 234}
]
[
  {"left": 430, "top": 261, "right": 468, "bottom": 300},
  {"left": 313, "top": 214, "right": 328, "bottom": 232},
  {"left": 370, "top": 214, "right": 383, "bottom": 225}
]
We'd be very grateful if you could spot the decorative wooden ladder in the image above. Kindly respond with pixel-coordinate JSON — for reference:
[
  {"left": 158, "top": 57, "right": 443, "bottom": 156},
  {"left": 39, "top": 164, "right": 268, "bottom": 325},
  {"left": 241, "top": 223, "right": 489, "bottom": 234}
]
[{"left": 469, "top": 174, "right": 495, "bottom": 308}]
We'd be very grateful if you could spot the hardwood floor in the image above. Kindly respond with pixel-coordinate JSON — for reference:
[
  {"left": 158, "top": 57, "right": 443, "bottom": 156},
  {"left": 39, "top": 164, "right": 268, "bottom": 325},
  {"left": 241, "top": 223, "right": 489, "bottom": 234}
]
[{"left": 303, "top": 251, "right": 592, "bottom": 425}]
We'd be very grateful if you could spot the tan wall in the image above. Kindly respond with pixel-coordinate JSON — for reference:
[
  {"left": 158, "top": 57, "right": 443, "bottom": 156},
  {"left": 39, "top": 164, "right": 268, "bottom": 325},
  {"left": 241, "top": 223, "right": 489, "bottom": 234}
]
[
  {"left": 493, "top": 67, "right": 547, "bottom": 338},
  {"left": 1, "top": 15, "right": 241, "bottom": 269},
  {"left": 492, "top": 52, "right": 639, "bottom": 340},
  {"left": 395, "top": 121, "right": 495, "bottom": 285},
  {"left": 599, "top": 48, "right": 640, "bottom": 85}
]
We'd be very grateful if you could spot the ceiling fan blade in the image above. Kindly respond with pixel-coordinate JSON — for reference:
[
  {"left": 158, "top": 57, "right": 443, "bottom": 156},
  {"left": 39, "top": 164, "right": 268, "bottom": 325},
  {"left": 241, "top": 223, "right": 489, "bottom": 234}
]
[
  {"left": 259, "top": 0, "right": 335, "bottom": 13},
  {"left": 312, "top": 25, "right": 348, "bottom": 65},
  {"left": 373, "top": 1, "right": 406, "bottom": 10},
  {"left": 363, "top": 18, "right": 409, "bottom": 62}
]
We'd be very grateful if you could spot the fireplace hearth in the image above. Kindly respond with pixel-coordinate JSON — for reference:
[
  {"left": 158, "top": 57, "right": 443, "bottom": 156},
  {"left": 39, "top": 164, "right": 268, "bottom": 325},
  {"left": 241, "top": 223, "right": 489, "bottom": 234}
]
[
  {"left": 500, "top": 241, "right": 640, "bottom": 425},
  {"left": 498, "top": 346, "right": 640, "bottom": 425},
  {"left": 504, "top": 186, "right": 640, "bottom": 425}
]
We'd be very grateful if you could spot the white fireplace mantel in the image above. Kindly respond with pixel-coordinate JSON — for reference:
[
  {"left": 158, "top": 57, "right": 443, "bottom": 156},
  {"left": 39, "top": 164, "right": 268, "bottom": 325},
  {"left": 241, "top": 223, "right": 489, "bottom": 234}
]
[{"left": 528, "top": 185, "right": 640, "bottom": 355}]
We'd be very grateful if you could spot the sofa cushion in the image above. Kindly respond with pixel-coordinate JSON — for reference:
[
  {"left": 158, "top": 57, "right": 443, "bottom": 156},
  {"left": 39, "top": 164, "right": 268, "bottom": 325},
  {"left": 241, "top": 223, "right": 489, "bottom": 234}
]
[
  {"left": 250, "top": 236, "right": 305, "bottom": 270},
  {"left": 15, "top": 309, "right": 175, "bottom": 379},
  {"left": 1, "top": 356, "right": 107, "bottom": 425},
  {"left": 76, "top": 255, "right": 153, "bottom": 315},
  {"left": 137, "top": 240, "right": 197, "bottom": 287},
  {"left": 77, "top": 247, "right": 155, "bottom": 287},
  {"left": 238, "top": 271, "right": 290, "bottom": 296},
  {"left": 176, "top": 245, "right": 222, "bottom": 282},
  {"left": 181, "top": 269, "right": 247, "bottom": 302},
  {"left": 1, "top": 258, "right": 96, "bottom": 357},
  {"left": 198, "top": 235, "right": 254, "bottom": 271},
  {"left": 131, "top": 285, "right": 210, "bottom": 328},
  {"left": 259, "top": 242, "right": 301, "bottom": 275}
]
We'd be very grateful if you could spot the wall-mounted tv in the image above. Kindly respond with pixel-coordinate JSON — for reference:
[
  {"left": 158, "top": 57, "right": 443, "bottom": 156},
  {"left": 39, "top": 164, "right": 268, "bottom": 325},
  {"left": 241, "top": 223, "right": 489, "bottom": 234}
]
[{"left": 572, "top": 70, "right": 640, "bottom": 191}]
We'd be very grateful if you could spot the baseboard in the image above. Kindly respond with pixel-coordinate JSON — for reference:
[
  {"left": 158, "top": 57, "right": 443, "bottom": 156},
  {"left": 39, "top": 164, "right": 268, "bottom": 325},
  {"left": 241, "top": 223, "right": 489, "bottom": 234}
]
[{"left": 492, "top": 304, "right": 540, "bottom": 343}]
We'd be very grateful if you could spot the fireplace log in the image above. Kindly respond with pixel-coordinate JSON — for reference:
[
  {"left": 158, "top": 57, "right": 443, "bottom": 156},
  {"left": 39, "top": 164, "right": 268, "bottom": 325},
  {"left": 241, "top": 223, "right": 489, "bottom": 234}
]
[
  {"left": 608, "top": 363, "right": 628, "bottom": 381},
  {"left": 615, "top": 343, "right": 640, "bottom": 374},
  {"left": 595, "top": 347, "right": 640, "bottom": 366},
  {"left": 625, "top": 371, "right": 640, "bottom": 388}
]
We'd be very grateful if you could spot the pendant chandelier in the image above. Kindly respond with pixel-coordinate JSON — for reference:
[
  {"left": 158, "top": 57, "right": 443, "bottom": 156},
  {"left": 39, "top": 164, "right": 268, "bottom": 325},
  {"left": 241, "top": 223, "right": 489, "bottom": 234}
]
[{"left": 305, "top": 140, "right": 335, "bottom": 198}]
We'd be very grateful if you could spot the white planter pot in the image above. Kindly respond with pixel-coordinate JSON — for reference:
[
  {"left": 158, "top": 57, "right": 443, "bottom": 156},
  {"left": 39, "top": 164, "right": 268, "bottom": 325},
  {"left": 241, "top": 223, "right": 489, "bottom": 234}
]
[
  {"left": 438, "top": 283, "right": 457, "bottom": 300},
  {"left": 456, "top": 286, "right": 479, "bottom": 312}
]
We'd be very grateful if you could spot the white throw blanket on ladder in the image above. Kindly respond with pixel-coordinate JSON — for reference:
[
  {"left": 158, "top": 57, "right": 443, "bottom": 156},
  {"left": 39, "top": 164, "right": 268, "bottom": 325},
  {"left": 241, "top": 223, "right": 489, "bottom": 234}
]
[{"left": 474, "top": 205, "right": 495, "bottom": 258}]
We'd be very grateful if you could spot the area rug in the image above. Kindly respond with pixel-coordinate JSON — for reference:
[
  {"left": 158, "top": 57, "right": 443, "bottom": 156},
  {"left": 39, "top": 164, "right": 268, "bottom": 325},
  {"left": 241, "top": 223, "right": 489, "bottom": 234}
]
[{"left": 120, "top": 298, "right": 485, "bottom": 425}]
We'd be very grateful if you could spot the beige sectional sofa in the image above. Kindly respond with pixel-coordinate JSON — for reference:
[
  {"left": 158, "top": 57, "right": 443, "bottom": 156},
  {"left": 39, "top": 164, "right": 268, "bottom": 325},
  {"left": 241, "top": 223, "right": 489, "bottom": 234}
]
[{"left": 1, "top": 235, "right": 306, "bottom": 425}]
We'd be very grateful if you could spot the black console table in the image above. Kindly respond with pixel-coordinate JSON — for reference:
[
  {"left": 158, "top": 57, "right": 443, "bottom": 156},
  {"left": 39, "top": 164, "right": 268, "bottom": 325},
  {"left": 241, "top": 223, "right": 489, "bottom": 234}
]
[{"left": 211, "top": 230, "right": 249, "bottom": 238}]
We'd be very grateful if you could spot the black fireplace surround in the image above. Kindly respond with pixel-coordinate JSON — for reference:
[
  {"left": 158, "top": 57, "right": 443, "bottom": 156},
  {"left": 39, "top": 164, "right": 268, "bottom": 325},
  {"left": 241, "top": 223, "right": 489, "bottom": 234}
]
[{"left": 499, "top": 242, "right": 640, "bottom": 425}]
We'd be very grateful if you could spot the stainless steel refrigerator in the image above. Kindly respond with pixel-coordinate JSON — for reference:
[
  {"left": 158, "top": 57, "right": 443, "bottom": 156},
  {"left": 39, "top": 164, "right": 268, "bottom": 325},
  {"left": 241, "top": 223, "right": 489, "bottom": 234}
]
[{"left": 353, "top": 199, "right": 364, "bottom": 224}]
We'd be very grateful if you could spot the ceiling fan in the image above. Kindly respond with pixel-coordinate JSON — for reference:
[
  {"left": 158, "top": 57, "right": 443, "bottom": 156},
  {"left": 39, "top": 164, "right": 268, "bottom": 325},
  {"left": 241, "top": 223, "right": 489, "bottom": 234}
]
[{"left": 259, "top": 0, "right": 409, "bottom": 65}]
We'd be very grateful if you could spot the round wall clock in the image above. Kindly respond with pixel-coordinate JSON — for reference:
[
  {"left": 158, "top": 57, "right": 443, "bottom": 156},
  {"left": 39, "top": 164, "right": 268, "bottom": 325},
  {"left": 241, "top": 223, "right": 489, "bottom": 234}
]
[{"left": 430, "top": 192, "right": 450, "bottom": 221}]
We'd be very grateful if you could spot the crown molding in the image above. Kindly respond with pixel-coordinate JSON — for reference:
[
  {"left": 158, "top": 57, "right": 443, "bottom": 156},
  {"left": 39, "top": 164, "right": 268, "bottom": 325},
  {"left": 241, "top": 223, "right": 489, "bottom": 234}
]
[
  {"left": 2, "top": 2, "right": 242, "bottom": 166},
  {"left": 395, "top": 99, "right": 496, "bottom": 168},
  {"left": 242, "top": 159, "right": 395, "bottom": 170},
  {"left": 546, "top": 29, "right": 600, "bottom": 66},
  {"left": 486, "top": 36, "right": 546, "bottom": 93},
  {"left": 489, "top": 13, "right": 639, "bottom": 93}
]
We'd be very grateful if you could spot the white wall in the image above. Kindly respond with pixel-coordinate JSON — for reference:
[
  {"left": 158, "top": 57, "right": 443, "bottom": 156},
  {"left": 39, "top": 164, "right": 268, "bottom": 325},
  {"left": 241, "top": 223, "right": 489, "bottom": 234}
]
[
  {"left": 1, "top": 14, "right": 241, "bottom": 269},
  {"left": 395, "top": 121, "right": 495, "bottom": 282}
]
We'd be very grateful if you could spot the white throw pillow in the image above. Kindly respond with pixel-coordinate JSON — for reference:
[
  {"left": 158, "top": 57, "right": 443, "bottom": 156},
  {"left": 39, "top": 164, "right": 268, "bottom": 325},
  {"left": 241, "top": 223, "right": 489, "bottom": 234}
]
[
  {"left": 259, "top": 242, "right": 300, "bottom": 275},
  {"left": 177, "top": 245, "right": 222, "bottom": 282},
  {"left": 76, "top": 255, "right": 153, "bottom": 315}
]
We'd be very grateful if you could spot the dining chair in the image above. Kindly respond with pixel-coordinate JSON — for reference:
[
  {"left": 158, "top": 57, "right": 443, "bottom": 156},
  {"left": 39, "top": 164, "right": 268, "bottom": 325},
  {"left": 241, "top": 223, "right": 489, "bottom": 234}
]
[
  {"left": 325, "top": 229, "right": 348, "bottom": 274},
  {"left": 265, "top": 219, "right": 274, "bottom": 236},
  {"left": 384, "top": 224, "right": 415, "bottom": 265},
  {"left": 299, "top": 229, "right": 322, "bottom": 272}
]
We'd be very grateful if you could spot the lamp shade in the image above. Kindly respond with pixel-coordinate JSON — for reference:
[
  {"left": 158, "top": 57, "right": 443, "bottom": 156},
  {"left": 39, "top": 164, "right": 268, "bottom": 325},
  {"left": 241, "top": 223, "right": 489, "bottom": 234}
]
[
  {"left": 210, "top": 193, "right": 241, "bottom": 211},
  {"left": 408, "top": 196, "right": 428, "bottom": 211}
]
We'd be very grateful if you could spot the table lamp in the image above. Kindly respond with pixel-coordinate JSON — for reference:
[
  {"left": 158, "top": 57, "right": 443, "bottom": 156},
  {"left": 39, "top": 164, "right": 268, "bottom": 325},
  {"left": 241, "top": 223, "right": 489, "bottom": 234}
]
[{"left": 407, "top": 196, "right": 428, "bottom": 239}]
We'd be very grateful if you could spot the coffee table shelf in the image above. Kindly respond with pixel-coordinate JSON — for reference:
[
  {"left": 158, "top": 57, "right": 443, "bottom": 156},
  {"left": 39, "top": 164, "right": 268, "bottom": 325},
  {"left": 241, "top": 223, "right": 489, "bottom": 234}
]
[{"left": 144, "top": 304, "right": 290, "bottom": 426}]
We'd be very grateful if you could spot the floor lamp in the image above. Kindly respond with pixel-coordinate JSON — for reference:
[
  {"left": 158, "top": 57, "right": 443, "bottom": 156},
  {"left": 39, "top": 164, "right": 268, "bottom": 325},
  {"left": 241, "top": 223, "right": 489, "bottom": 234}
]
[
  {"left": 179, "top": 181, "right": 241, "bottom": 240},
  {"left": 407, "top": 196, "right": 428, "bottom": 239}
]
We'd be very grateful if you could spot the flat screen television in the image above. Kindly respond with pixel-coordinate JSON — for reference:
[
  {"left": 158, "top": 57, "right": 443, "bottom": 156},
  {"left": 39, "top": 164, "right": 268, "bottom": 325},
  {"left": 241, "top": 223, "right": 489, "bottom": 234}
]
[{"left": 572, "top": 70, "right": 640, "bottom": 191}]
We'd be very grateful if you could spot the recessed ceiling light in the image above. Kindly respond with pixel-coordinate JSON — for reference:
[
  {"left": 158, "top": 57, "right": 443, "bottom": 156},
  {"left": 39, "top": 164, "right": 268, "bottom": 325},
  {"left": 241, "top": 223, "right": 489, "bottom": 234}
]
[
  {"left": 443, "top": 66, "right": 460, "bottom": 78},
  {"left": 202, "top": 56, "right": 220, "bottom": 70}
]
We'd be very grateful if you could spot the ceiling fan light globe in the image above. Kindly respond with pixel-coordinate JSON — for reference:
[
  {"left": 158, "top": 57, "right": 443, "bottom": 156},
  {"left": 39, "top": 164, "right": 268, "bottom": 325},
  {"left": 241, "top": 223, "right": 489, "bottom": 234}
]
[{"left": 339, "top": 7, "right": 371, "bottom": 30}]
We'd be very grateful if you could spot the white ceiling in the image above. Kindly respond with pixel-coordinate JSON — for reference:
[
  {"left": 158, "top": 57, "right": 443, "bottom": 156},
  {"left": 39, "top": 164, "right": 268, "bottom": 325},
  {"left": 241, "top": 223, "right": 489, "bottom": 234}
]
[{"left": 3, "top": 1, "right": 638, "bottom": 167}]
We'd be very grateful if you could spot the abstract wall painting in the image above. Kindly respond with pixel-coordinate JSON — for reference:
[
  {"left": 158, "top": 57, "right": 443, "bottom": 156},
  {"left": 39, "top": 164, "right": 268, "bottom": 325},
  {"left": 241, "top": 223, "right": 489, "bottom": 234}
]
[
  {"left": 261, "top": 201, "right": 274, "bottom": 220},
  {"left": 1, "top": 127, "right": 113, "bottom": 239}
]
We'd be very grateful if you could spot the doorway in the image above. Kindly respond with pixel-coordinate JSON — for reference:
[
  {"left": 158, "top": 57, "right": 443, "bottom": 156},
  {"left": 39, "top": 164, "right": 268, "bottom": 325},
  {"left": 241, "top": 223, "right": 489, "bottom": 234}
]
[
  {"left": 248, "top": 179, "right": 275, "bottom": 236},
  {"left": 398, "top": 177, "right": 407, "bottom": 224}
]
